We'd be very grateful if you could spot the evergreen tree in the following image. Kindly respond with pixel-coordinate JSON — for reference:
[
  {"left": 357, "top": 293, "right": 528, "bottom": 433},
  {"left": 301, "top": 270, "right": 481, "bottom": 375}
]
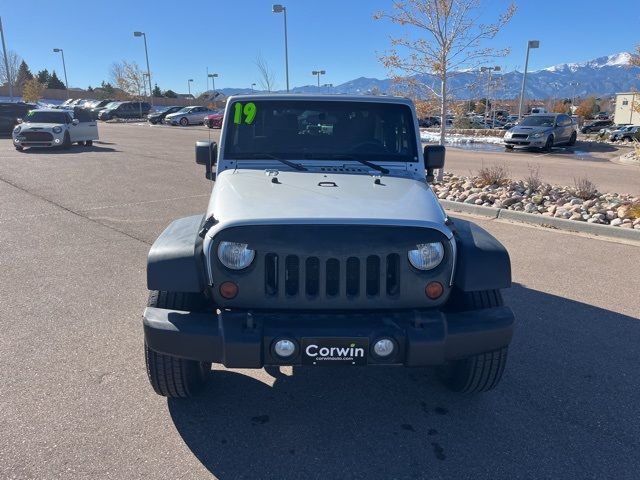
[
  {"left": 36, "top": 69, "right": 51, "bottom": 85},
  {"left": 87, "top": 85, "right": 94, "bottom": 92},
  {"left": 152, "top": 84, "right": 162, "bottom": 97},
  {"left": 163, "top": 89, "right": 177, "bottom": 98},
  {"left": 48, "top": 70, "right": 66, "bottom": 89},
  {"left": 16, "top": 60, "right": 34, "bottom": 88}
]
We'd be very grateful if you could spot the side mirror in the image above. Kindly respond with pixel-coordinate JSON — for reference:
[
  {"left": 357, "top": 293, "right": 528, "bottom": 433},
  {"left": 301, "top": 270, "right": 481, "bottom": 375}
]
[
  {"left": 195, "top": 140, "right": 217, "bottom": 180},
  {"left": 16, "top": 118, "right": 22, "bottom": 124},
  {"left": 72, "top": 118, "right": 79, "bottom": 125},
  {"left": 423, "top": 145, "right": 445, "bottom": 182}
]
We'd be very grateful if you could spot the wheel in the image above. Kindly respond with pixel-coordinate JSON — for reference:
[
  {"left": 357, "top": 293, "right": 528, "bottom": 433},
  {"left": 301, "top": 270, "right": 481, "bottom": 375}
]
[
  {"left": 85, "top": 140, "right": 93, "bottom": 147},
  {"left": 568, "top": 131, "right": 577, "bottom": 146},
  {"left": 149, "top": 119, "right": 157, "bottom": 125},
  {"left": 544, "top": 135, "right": 554, "bottom": 152},
  {"left": 15, "top": 145, "right": 24, "bottom": 151},
  {"left": 179, "top": 117, "right": 189, "bottom": 126},
  {"left": 439, "top": 289, "right": 509, "bottom": 393},
  {"left": 62, "top": 132, "right": 72, "bottom": 149},
  {"left": 77, "top": 141, "right": 86, "bottom": 146},
  {"left": 622, "top": 136, "right": 631, "bottom": 143},
  {"left": 207, "top": 121, "right": 213, "bottom": 129},
  {"left": 144, "top": 291, "right": 212, "bottom": 398},
  {"left": 504, "top": 145, "right": 514, "bottom": 150}
]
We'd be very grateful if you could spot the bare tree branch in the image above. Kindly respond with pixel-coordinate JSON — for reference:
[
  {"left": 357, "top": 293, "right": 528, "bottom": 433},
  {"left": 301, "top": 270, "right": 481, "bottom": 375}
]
[
  {"left": 110, "top": 60, "right": 147, "bottom": 99},
  {"left": 255, "top": 53, "right": 276, "bottom": 92},
  {"left": 0, "top": 50, "right": 20, "bottom": 88}
]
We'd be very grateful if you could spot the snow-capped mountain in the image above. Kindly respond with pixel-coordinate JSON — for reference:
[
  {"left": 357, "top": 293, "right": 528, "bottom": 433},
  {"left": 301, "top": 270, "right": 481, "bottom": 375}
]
[{"left": 219, "top": 52, "right": 639, "bottom": 100}]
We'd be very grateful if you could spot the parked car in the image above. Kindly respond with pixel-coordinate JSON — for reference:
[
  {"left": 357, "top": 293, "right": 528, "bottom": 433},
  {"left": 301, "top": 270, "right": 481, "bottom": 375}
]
[
  {"left": 529, "top": 107, "right": 548, "bottom": 114},
  {"left": 12, "top": 108, "right": 98, "bottom": 150},
  {"left": 0, "top": 102, "right": 37, "bottom": 135},
  {"left": 165, "top": 106, "right": 215, "bottom": 126},
  {"left": 98, "top": 101, "right": 151, "bottom": 121},
  {"left": 581, "top": 119, "right": 613, "bottom": 134},
  {"left": 617, "top": 126, "right": 640, "bottom": 142},
  {"left": 203, "top": 110, "right": 224, "bottom": 128},
  {"left": 504, "top": 113, "right": 577, "bottom": 151},
  {"left": 418, "top": 116, "right": 440, "bottom": 127},
  {"left": 608, "top": 125, "right": 637, "bottom": 141},
  {"left": 142, "top": 94, "right": 515, "bottom": 399},
  {"left": 147, "top": 106, "right": 183, "bottom": 125},
  {"left": 594, "top": 112, "right": 610, "bottom": 120},
  {"left": 85, "top": 99, "right": 115, "bottom": 119}
]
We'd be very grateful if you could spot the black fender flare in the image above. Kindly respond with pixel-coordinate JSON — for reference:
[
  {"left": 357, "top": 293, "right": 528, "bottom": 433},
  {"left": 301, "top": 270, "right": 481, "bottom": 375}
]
[
  {"left": 450, "top": 217, "right": 511, "bottom": 292},
  {"left": 147, "top": 214, "right": 206, "bottom": 293}
]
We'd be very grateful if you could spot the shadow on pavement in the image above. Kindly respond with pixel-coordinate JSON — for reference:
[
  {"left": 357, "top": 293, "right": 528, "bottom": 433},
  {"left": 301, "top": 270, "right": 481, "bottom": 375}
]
[
  {"left": 168, "top": 284, "right": 640, "bottom": 479},
  {"left": 15, "top": 145, "right": 117, "bottom": 154}
]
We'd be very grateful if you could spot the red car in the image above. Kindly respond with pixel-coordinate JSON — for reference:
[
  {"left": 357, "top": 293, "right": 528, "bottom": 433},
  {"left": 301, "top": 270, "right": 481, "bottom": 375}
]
[{"left": 204, "top": 111, "right": 223, "bottom": 129}]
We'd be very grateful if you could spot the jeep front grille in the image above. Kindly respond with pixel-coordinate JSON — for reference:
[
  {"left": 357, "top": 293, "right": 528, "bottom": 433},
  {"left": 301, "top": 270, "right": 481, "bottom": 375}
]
[{"left": 264, "top": 254, "right": 400, "bottom": 299}]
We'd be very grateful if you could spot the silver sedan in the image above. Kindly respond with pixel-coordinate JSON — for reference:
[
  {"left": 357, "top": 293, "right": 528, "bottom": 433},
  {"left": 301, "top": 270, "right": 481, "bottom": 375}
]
[{"left": 165, "top": 106, "right": 214, "bottom": 126}]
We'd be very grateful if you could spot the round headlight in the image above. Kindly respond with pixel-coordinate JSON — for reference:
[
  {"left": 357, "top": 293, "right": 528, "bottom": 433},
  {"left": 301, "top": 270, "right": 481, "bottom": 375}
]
[
  {"left": 408, "top": 242, "right": 444, "bottom": 270},
  {"left": 13, "top": 125, "right": 21, "bottom": 134},
  {"left": 52, "top": 126, "right": 62, "bottom": 134},
  {"left": 217, "top": 241, "right": 255, "bottom": 270}
]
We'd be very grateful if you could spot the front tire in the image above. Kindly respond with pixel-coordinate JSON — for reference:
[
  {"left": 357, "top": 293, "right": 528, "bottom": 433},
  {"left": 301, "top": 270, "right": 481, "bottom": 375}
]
[
  {"left": 144, "top": 291, "right": 212, "bottom": 398},
  {"left": 544, "top": 135, "right": 554, "bottom": 152},
  {"left": 504, "top": 144, "right": 514, "bottom": 150},
  {"left": 85, "top": 140, "right": 93, "bottom": 146},
  {"left": 62, "top": 132, "right": 72, "bottom": 150},
  {"left": 15, "top": 145, "right": 24, "bottom": 151},
  {"left": 179, "top": 117, "right": 189, "bottom": 126},
  {"left": 439, "top": 289, "right": 509, "bottom": 393},
  {"left": 568, "top": 131, "right": 577, "bottom": 146}
]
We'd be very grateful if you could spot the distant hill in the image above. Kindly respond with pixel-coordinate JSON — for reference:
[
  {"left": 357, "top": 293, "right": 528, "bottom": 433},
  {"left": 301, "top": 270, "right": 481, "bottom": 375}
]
[{"left": 218, "top": 52, "right": 640, "bottom": 100}]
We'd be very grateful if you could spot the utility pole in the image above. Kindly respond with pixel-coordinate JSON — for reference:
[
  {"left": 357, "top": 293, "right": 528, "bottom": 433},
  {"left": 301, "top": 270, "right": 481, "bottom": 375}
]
[
  {"left": 1, "top": 17, "right": 14, "bottom": 101},
  {"left": 518, "top": 40, "right": 540, "bottom": 119}
]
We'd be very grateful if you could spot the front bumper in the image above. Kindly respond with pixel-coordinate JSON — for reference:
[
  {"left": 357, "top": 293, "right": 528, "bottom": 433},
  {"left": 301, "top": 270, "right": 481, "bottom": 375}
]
[
  {"left": 504, "top": 137, "right": 546, "bottom": 147},
  {"left": 13, "top": 131, "right": 64, "bottom": 148},
  {"left": 143, "top": 306, "right": 514, "bottom": 367}
]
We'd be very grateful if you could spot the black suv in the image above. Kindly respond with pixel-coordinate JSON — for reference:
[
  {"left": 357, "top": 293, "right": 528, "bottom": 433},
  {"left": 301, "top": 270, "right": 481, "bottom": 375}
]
[
  {"left": 580, "top": 119, "right": 613, "bottom": 134},
  {"left": 85, "top": 99, "right": 114, "bottom": 120},
  {"left": 0, "top": 102, "right": 37, "bottom": 135},
  {"left": 98, "top": 101, "right": 151, "bottom": 121}
]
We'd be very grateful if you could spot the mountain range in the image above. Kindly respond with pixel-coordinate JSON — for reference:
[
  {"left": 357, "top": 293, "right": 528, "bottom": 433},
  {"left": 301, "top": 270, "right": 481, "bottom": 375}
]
[{"left": 217, "top": 52, "right": 640, "bottom": 100}]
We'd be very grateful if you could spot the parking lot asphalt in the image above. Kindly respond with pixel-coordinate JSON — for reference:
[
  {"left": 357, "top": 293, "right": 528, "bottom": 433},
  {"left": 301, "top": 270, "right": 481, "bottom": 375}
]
[{"left": 1, "top": 122, "right": 639, "bottom": 479}]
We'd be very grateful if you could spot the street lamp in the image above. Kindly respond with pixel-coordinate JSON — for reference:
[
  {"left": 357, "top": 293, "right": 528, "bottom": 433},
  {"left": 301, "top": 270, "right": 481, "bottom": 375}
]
[
  {"left": 208, "top": 73, "right": 218, "bottom": 93},
  {"left": 52, "top": 48, "right": 69, "bottom": 91},
  {"left": 133, "top": 31, "right": 153, "bottom": 106},
  {"left": 480, "top": 66, "right": 500, "bottom": 126},
  {"left": 0, "top": 17, "right": 13, "bottom": 101},
  {"left": 518, "top": 40, "right": 540, "bottom": 119},
  {"left": 569, "top": 81, "right": 580, "bottom": 107},
  {"left": 251, "top": 83, "right": 256, "bottom": 92},
  {"left": 272, "top": 4, "right": 289, "bottom": 92},
  {"left": 323, "top": 83, "right": 333, "bottom": 93},
  {"left": 312, "top": 70, "right": 326, "bottom": 88},
  {"left": 187, "top": 79, "right": 193, "bottom": 97}
]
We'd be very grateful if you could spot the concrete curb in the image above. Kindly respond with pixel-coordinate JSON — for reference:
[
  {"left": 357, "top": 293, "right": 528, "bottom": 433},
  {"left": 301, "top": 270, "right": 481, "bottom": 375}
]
[{"left": 440, "top": 200, "right": 640, "bottom": 242}]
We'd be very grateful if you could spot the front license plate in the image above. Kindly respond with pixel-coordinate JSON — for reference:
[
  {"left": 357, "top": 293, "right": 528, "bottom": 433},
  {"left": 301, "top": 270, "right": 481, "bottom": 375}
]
[{"left": 301, "top": 337, "right": 368, "bottom": 366}]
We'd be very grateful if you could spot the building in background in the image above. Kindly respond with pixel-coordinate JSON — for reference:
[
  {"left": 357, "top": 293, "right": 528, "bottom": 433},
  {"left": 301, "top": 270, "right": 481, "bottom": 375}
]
[{"left": 614, "top": 92, "right": 640, "bottom": 125}]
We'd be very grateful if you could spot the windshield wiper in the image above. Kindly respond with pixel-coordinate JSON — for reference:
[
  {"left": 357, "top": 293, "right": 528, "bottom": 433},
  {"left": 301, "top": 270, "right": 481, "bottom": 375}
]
[
  {"left": 233, "top": 153, "right": 307, "bottom": 171},
  {"left": 309, "top": 154, "right": 390, "bottom": 175}
]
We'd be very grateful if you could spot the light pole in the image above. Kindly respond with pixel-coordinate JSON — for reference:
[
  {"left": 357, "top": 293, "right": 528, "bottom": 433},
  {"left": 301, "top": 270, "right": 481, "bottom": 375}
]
[
  {"left": 187, "top": 79, "right": 193, "bottom": 98},
  {"left": 518, "top": 40, "right": 540, "bottom": 119},
  {"left": 480, "top": 66, "right": 500, "bottom": 126},
  {"left": 133, "top": 31, "right": 153, "bottom": 106},
  {"left": 323, "top": 83, "right": 333, "bottom": 93},
  {"left": 569, "top": 81, "right": 580, "bottom": 108},
  {"left": 312, "top": 70, "right": 325, "bottom": 88},
  {"left": 251, "top": 83, "right": 256, "bottom": 92},
  {"left": 208, "top": 73, "right": 218, "bottom": 93},
  {"left": 0, "top": 17, "right": 13, "bottom": 101},
  {"left": 52, "top": 48, "right": 69, "bottom": 91},
  {"left": 272, "top": 4, "right": 289, "bottom": 92}
]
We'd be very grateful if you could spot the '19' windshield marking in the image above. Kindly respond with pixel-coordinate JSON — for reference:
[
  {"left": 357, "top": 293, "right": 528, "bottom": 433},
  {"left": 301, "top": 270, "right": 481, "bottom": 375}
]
[{"left": 233, "top": 102, "right": 257, "bottom": 125}]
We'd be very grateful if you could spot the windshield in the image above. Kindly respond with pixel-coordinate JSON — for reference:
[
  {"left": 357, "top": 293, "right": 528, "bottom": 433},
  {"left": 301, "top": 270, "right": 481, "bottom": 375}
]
[
  {"left": 104, "top": 102, "right": 120, "bottom": 109},
  {"left": 175, "top": 107, "right": 191, "bottom": 114},
  {"left": 24, "top": 111, "right": 69, "bottom": 123},
  {"left": 224, "top": 100, "right": 418, "bottom": 162},
  {"left": 519, "top": 116, "right": 555, "bottom": 127}
]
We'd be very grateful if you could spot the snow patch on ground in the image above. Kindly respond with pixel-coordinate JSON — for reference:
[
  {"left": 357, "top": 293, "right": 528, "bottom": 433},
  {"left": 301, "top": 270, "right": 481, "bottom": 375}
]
[{"left": 420, "top": 131, "right": 505, "bottom": 145}]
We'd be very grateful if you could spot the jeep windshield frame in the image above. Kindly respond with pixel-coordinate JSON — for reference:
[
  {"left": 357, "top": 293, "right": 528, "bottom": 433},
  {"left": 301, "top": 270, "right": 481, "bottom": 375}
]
[{"left": 223, "top": 99, "right": 419, "bottom": 163}]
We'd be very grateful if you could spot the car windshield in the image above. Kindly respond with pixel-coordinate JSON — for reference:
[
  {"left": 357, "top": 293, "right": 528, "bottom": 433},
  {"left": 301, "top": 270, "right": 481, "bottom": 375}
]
[
  {"left": 104, "top": 102, "right": 120, "bottom": 109},
  {"left": 224, "top": 100, "right": 418, "bottom": 162},
  {"left": 519, "top": 116, "right": 555, "bottom": 127},
  {"left": 174, "top": 107, "right": 191, "bottom": 113},
  {"left": 24, "top": 111, "right": 68, "bottom": 123}
]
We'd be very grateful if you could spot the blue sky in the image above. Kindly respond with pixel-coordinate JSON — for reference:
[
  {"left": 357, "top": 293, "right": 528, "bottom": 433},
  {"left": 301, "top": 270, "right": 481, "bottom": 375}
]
[{"left": 2, "top": 0, "right": 639, "bottom": 93}]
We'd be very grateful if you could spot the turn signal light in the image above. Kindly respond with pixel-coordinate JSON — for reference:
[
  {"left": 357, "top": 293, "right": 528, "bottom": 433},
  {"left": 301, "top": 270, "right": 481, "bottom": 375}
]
[
  {"left": 219, "top": 281, "right": 239, "bottom": 299},
  {"left": 425, "top": 281, "right": 444, "bottom": 299}
]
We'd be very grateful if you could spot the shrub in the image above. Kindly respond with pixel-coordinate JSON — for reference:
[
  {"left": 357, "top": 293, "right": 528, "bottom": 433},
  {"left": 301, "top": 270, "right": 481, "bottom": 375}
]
[
  {"left": 525, "top": 164, "right": 542, "bottom": 192},
  {"left": 476, "top": 164, "right": 510, "bottom": 186},
  {"left": 573, "top": 177, "right": 598, "bottom": 200}
]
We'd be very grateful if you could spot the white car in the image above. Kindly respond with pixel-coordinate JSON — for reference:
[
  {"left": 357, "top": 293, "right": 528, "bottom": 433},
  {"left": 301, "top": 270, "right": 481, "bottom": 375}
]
[
  {"left": 12, "top": 108, "right": 99, "bottom": 151},
  {"left": 165, "top": 106, "right": 215, "bottom": 126}
]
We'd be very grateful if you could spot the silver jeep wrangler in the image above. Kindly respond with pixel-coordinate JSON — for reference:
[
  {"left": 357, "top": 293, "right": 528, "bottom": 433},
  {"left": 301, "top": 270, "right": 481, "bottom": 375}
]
[{"left": 143, "top": 95, "right": 514, "bottom": 398}]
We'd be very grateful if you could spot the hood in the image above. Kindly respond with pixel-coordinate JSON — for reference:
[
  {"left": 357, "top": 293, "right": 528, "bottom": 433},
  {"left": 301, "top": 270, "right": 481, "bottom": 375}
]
[
  {"left": 206, "top": 169, "right": 450, "bottom": 238},
  {"left": 18, "top": 122, "right": 62, "bottom": 130},
  {"left": 510, "top": 125, "right": 551, "bottom": 134}
]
